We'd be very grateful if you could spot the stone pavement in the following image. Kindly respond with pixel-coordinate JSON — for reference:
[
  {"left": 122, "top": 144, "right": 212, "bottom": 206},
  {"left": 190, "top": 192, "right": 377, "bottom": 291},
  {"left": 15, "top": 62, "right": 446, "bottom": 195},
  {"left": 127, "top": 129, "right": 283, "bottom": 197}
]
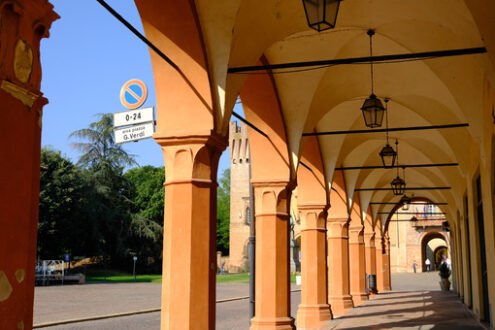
[
  {"left": 34, "top": 273, "right": 484, "bottom": 329},
  {"left": 326, "top": 272, "right": 485, "bottom": 330},
  {"left": 34, "top": 282, "right": 301, "bottom": 329}
]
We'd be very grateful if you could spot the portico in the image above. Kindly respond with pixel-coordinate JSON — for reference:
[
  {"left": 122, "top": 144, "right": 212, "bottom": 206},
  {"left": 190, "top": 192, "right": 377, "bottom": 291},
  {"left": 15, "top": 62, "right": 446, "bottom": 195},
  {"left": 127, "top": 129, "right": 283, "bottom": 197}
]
[{"left": 3, "top": 0, "right": 495, "bottom": 329}]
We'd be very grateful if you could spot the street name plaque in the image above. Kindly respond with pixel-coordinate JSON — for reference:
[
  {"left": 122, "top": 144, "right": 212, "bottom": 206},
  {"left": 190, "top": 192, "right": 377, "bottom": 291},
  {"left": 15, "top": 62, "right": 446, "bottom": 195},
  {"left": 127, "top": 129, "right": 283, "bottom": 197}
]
[{"left": 114, "top": 122, "right": 154, "bottom": 144}]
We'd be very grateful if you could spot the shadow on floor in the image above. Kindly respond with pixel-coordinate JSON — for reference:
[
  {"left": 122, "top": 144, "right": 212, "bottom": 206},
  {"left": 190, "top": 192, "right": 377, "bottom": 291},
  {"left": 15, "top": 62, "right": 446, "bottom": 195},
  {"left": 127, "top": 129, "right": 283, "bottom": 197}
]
[{"left": 329, "top": 290, "right": 484, "bottom": 330}]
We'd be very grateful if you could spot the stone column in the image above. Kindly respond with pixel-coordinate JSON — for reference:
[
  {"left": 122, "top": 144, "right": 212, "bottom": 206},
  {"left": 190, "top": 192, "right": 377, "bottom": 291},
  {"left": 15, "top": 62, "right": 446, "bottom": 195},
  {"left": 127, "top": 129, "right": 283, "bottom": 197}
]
[
  {"left": 157, "top": 133, "right": 226, "bottom": 329},
  {"left": 297, "top": 204, "right": 332, "bottom": 328},
  {"left": 364, "top": 232, "right": 377, "bottom": 295},
  {"left": 0, "top": 2, "right": 58, "bottom": 330},
  {"left": 383, "top": 234, "right": 392, "bottom": 291},
  {"left": 327, "top": 218, "right": 354, "bottom": 317},
  {"left": 375, "top": 236, "right": 385, "bottom": 292},
  {"left": 349, "top": 225, "right": 369, "bottom": 306},
  {"left": 250, "top": 181, "right": 295, "bottom": 330}
]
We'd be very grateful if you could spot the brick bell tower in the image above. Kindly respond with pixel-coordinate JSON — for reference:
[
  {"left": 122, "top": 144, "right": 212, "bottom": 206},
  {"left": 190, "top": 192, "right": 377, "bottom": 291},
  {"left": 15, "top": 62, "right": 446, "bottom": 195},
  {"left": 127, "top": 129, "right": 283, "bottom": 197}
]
[{"left": 228, "top": 121, "right": 253, "bottom": 273}]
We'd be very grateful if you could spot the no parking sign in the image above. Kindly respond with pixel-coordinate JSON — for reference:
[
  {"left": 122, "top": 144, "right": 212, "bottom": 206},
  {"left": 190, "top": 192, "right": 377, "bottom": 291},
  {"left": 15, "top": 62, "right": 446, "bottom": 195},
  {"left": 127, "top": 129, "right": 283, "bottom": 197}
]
[
  {"left": 120, "top": 79, "right": 148, "bottom": 109},
  {"left": 114, "top": 79, "right": 155, "bottom": 144}
]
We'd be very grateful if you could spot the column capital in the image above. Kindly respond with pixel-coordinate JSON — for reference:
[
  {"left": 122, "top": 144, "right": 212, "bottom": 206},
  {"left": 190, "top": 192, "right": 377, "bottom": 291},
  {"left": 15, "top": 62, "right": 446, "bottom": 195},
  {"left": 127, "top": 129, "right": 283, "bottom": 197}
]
[
  {"left": 299, "top": 204, "right": 328, "bottom": 232},
  {"left": 154, "top": 129, "right": 227, "bottom": 148},
  {"left": 327, "top": 220, "right": 348, "bottom": 238},
  {"left": 251, "top": 180, "right": 295, "bottom": 218},
  {"left": 349, "top": 225, "right": 364, "bottom": 244},
  {"left": 157, "top": 131, "right": 227, "bottom": 185},
  {"left": 363, "top": 232, "right": 375, "bottom": 246}
]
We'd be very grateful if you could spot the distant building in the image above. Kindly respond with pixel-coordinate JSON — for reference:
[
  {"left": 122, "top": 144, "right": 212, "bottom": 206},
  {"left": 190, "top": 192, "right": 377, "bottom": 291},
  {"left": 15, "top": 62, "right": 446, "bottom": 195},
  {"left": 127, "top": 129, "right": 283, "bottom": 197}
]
[
  {"left": 228, "top": 121, "right": 253, "bottom": 273},
  {"left": 227, "top": 121, "right": 301, "bottom": 273},
  {"left": 388, "top": 204, "right": 450, "bottom": 273}
]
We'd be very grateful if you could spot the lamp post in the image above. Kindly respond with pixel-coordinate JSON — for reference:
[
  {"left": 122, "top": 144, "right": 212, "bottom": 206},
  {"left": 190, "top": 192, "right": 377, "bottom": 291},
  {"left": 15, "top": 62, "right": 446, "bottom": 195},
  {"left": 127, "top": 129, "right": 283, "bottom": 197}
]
[
  {"left": 302, "top": 0, "right": 341, "bottom": 32},
  {"left": 289, "top": 217, "right": 300, "bottom": 273},
  {"left": 361, "top": 30, "right": 385, "bottom": 128},
  {"left": 133, "top": 256, "right": 137, "bottom": 282}
]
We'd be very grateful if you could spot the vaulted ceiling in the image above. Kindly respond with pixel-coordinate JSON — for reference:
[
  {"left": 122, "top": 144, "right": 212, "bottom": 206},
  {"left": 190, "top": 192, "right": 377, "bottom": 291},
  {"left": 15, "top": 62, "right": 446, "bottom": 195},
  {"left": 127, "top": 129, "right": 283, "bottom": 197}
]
[{"left": 139, "top": 0, "right": 495, "bottom": 227}]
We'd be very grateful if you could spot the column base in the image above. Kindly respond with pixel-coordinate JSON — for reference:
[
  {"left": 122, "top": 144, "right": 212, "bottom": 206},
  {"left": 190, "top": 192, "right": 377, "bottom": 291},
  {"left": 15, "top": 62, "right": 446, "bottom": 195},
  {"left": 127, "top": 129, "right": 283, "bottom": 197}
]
[
  {"left": 351, "top": 293, "right": 369, "bottom": 307},
  {"left": 296, "top": 304, "right": 332, "bottom": 329},
  {"left": 250, "top": 317, "right": 295, "bottom": 330},
  {"left": 328, "top": 295, "right": 353, "bottom": 317}
]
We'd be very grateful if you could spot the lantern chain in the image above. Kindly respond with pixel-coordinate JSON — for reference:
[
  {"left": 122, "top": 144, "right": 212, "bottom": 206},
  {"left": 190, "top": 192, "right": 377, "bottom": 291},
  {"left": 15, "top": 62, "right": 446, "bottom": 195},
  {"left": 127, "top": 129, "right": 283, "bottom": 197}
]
[
  {"left": 368, "top": 29, "right": 375, "bottom": 95},
  {"left": 385, "top": 98, "right": 390, "bottom": 144},
  {"left": 395, "top": 139, "right": 400, "bottom": 177}
]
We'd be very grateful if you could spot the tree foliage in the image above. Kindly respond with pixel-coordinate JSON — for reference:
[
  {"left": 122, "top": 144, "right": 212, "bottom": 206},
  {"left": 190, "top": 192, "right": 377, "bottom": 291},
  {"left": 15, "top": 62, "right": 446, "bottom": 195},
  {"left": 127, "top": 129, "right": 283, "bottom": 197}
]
[
  {"left": 217, "top": 168, "right": 230, "bottom": 255},
  {"left": 38, "top": 148, "right": 89, "bottom": 258},
  {"left": 38, "top": 114, "right": 232, "bottom": 273},
  {"left": 69, "top": 113, "right": 137, "bottom": 170},
  {"left": 67, "top": 114, "right": 137, "bottom": 266},
  {"left": 125, "top": 166, "right": 165, "bottom": 223},
  {"left": 124, "top": 166, "right": 164, "bottom": 272}
]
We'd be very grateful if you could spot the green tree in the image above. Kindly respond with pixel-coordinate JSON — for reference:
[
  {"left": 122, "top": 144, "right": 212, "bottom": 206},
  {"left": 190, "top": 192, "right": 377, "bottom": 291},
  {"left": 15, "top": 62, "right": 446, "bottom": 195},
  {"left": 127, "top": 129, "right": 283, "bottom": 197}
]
[
  {"left": 217, "top": 168, "right": 230, "bottom": 255},
  {"left": 69, "top": 113, "right": 137, "bottom": 266},
  {"left": 38, "top": 148, "right": 91, "bottom": 258},
  {"left": 125, "top": 166, "right": 164, "bottom": 272},
  {"left": 125, "top": 166, "right": 165, "bottom": 223},
  {"left": 69, "top": 113, "right": 137, "bottom": 170}
]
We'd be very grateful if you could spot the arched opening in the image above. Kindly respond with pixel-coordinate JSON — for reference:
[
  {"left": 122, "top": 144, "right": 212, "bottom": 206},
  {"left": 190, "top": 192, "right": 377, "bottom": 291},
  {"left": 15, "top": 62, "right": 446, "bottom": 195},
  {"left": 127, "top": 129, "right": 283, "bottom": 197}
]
[
  {"left": 433, "top": 246, "right": 448, "bottom": 270},
  {"left": 421, "top": 232, "right": 448, "bottom": 272}
]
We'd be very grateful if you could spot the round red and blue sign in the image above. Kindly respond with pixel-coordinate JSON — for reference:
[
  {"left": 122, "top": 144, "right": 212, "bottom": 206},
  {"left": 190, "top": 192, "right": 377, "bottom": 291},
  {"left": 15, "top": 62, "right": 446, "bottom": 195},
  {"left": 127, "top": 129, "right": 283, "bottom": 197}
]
[{"left": 120, "top": 79, "right": 148, "bottom": 109}]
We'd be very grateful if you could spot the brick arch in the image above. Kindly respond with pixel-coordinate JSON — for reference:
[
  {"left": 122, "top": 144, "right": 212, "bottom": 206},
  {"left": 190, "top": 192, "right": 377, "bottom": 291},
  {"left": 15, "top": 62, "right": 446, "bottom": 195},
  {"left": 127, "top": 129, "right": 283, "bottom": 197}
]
[
  {"left": 417, "top": 230, "right": 448, "bottom": 247},
  {"left": 384, "top": 196, "right": 440, "bottom": 234},
  {"left": 420, "top": 231, "right": 449, "bottom": 271}
]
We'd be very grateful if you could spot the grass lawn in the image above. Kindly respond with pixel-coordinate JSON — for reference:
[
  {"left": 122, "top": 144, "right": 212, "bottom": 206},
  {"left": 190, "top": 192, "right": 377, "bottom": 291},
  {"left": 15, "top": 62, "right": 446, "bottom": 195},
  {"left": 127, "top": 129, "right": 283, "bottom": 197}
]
[
  {"left": 86, "top": 274, "right": 162, "bottom": 283},
  {"left": 216, "top": 273, "right": 250, "bottom": 283},
  {"left": 216, "top": 273, "right": 299, "bottom": 284},
  {"left": 86, "top": 273, "right": 300, "bottom": 284}
]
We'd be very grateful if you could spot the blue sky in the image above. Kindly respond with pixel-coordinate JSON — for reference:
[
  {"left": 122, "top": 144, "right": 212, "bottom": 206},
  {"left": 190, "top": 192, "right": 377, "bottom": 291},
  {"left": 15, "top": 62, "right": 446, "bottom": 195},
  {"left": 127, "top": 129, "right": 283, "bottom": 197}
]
[{"left": 40, "top": 0, "right": 235, "bottom": 175}]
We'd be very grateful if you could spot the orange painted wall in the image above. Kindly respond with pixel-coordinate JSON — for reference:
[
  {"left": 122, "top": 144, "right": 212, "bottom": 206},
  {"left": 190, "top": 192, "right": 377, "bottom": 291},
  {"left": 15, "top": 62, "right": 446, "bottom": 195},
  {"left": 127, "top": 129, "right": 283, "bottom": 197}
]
[{"left": 0, "top": 2, "right": 58, "bottom": 329}]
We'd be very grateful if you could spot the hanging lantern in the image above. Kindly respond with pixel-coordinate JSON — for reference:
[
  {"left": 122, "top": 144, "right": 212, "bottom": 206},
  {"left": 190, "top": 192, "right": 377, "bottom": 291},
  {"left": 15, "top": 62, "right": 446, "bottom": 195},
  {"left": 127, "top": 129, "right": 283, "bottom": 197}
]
[
  {"left": 391, "top": 176, "right": 406, "bottom": 195},
  {"left": 379, "top": 143, "right": 396, "bottom": 168},
  {"left": 391, "top": 140, "right": 405, "bottom": 195},
  {"left": 379, "top": 98, "right": 396, "bottom": 167},
  {"left": 400, "top": 195, "right": 411, "bottom": 210},
  {"left": 361, "top": 94, "right": 385, "bottom": 128},
  {"left": 302, "top": 0, "right": 341, "bottom": 32},
  {"left": 361, "top": 29, "right": 385, "bottom": 128}
]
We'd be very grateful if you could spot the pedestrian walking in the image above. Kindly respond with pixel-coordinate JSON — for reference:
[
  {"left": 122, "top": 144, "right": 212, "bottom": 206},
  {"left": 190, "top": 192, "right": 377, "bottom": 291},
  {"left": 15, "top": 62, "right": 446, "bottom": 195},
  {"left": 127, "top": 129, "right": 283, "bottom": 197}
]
[
  {"left": 425, "top": 258, "right": 431, "bottom": 272},
  {"left": 412, "top": 261, "right": 417, "bottom": 273}
]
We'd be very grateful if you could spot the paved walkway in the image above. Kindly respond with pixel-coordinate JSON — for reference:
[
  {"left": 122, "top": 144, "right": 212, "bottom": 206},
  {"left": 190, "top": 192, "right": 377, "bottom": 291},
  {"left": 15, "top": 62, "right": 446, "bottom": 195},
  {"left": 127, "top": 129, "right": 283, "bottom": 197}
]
[
  {"left": 327, "top": 272, "right": 485, "bottom": 330},
  {"left": 34, "top": 273, "right": 484, "bottom": 329}
]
